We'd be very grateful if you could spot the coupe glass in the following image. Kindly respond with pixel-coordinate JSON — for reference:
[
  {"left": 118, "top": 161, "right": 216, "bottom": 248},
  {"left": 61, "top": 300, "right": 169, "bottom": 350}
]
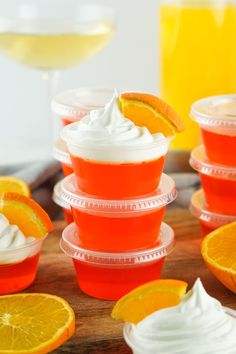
[{"left": 0, "top": 0, "right": 115, "bottom": 162}]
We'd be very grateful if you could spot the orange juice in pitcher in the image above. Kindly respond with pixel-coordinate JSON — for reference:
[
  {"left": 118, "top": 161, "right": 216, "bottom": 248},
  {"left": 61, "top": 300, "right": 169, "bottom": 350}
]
[{"left": 160, "top": 0, "right": 236, "bottom": 150}]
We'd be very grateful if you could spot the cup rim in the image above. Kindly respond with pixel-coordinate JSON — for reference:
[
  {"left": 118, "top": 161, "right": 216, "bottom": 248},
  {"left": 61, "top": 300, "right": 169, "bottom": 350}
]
[
  {"left": 60, "top": 222, "right": 175, "bottom": 266},
  {"left": 190, "top": 145, "right": 236, "bottom": 178},
  {"left": 60, "top": 173, "right": 177, "bottom": 213},
  {"left": 191, "top": 94, "right": 236, "bottom": 128},
  {"left": 51, "top": 88, "right": 114, "bottom": 118},
  {"left": 53, "top": 180, "right": 70, "bottom": 210},
  {"left": 190, "top": 189, "right": 236, "bottom": 225},
  {"left": 53, "top": 138, "right": 72, "bottom": 166},
  {"left": 0, "top": 233, "right": 47, "bottom": 254}
]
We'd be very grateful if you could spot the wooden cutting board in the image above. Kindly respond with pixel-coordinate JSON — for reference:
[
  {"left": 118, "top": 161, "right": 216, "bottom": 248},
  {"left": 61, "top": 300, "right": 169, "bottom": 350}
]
[{"left": 25, "top": 209, "right": 236, "bottom": 354}]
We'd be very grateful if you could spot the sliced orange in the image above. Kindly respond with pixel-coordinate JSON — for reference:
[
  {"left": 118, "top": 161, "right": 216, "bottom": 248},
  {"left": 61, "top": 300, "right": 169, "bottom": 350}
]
[
  {"left": 120, "top": 92, "right": 185, "bottom": 137},
  {"left": 0, "top": 293, "right": 75, "bottom": 354},
  {"left": 111, "top": 279, "right": 188, "bottom": 324},
  {"left": 0, "top": 176, "right": 30, "bottom": 197},
  {"left": 201, "top": 222, "right": 236, "bottom": 294},
  {"left": 0, "top": 193, "right": 53, "bottom": 238}
]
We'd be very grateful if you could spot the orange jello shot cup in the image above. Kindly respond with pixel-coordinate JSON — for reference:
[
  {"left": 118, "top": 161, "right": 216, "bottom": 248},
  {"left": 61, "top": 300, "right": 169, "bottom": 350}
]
[
  {"left": 0, "top": 236, "right": 47, "bottom": 295},
  {"left": 190, "top": 145, "right": 236, "bottom": 215},
  {"left": 191, "top": 95, "right": 236, "bottom": 166},
  {"left": 190, "top": 189, "right": 236, "bottom": 237},
  {"left": 53, "top": 181, "right": 73, "bottom": 225},
  {"left": 60, "top": 173, "right": 176, "bottom": 252},
  {"left": 53, "top": 138, "right": 73, "bottom": 177},
  {"left": 51, "top": 88, "right": 113, "bottom": 126},
  {"left": 60, "top": 222, "right": 175, "bottom": 300},
  {"left": 61, "top": 122, "right": 171, "bottom": 199}
]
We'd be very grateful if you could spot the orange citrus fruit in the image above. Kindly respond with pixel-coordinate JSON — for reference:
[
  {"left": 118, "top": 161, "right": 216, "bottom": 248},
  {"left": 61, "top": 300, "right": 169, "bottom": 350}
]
[
  {"left": 201, "top": 222, "right": 236, "bottom": 294},
  {"left": 0, "top": 193, "right": 53, "bottom": 238},
  {"left": 120, "top": 92, "right": 185, "bottom": 137},
  {"left": 111, "top": 279, "right": 188, "bottom": 324},
  {"left": 0, "top": 293, "right": 75, "bottom": 354},
  {"left": 0, "top": 176, "right": 30, "bottom": 197}
]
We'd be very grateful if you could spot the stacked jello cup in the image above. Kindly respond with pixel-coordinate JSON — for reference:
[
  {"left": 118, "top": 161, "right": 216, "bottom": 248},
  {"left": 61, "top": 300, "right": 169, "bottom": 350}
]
[
  {"left": 53, "top": 90, "right": 185, "bottom": 300},
  {"left": 190, "top": 95, "right": 236, "bottom": 236}
]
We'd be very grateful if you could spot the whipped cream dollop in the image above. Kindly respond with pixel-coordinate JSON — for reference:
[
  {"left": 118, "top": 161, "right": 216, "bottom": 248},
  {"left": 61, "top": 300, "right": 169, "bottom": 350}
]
[
  {"left": 0, "top": 213, "right": 36, "bottom": 264},
  {"left": 124, "top": 279, "right": 236, "bottom": 354},
  {"left": 61, "top": 91, "right": 170, "bottom": 163}
]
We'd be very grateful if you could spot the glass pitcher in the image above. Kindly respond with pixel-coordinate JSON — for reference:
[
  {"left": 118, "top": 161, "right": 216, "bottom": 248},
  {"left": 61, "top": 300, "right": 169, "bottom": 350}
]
[{"left": 159, "top": 0, "right": 236, "bottom": 151}]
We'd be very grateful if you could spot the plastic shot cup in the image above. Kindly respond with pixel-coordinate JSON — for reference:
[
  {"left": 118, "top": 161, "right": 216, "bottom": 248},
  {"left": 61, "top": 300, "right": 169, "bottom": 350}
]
[
  {"left": 60, "top": 222, "right": 175, "bottom": 300},
  {"left": 53, "top": 138, "right": 73, "bottom": 176},
  {"left": 60, "top": 173, "right": 176, "bottom": 252},
  {"left": 190, "top": 145, "right": 236, "bottom": 215},
  {"left": 52, "top": 180, "right": 73, "bottom": 225},
  {"left": 191, "top": 95, "right": 236, "bottom": 166},
  {"left": 61, "top": 122, "right": 172, "bottom": 198},
  {"left": 190, "top": 189, "right": 236, "bottom": 237},
  {"left": 51, "top": 88, "right": 113, "bottom": 126},
  {"left": 0, "top": 235, "right": 47, "bottom": 294}
]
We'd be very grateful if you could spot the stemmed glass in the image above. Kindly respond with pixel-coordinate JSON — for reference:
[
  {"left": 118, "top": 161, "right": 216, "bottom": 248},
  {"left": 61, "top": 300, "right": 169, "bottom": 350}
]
[{"left": 0, "top": 0, "right": 115, "bottom": 162}]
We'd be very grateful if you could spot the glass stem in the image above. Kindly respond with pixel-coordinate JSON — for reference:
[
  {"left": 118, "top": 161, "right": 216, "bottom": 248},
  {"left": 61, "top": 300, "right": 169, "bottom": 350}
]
[{"left": 42, "top": 70, "right": 60, "bottom": 154}]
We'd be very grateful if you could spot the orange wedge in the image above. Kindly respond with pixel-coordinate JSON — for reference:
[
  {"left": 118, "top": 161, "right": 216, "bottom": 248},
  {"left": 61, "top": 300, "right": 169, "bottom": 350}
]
[
  {"left": 120, "top": 92, "right": 185, "bottom": 137},
  {"left": 0, "top": 293, "right": 75, "bottom": 354},
  {"left": 0, "top": 193, "right": 53, "bottom": 238},
  {"left": 201, "top": 222, "right": 236, "bottom": 294},
  {"left": 111, "top": 279, "right": 188, "bottom": 324},
  {"left": 0, "top": 176, "right": 30, "bottom": 197}
]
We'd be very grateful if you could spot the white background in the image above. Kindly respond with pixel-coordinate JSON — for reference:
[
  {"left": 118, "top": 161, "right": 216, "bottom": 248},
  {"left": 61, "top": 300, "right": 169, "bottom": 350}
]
[{"left": 0, "top": 0, "right": 159, "bottom": 163}]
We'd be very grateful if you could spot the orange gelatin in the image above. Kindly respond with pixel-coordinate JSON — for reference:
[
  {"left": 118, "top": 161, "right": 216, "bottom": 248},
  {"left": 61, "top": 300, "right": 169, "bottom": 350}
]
[
  {"left": 71, "top": 155, "right": 166, "bottom": 198},
  {"left": 61, "top": 163, "right": 73, "bottom": 177},
  {"left": 72, "top": 207, "right": 165, "bottom": 251},
  {"left": 63, "top": 208, "right": 74, "bottom": 225},
  {"left": 0, "top": 253, "right": 40, "bottom": 294},
  {"left": 201, "top": 128, "right": 236, "bottom": 166},
  {"left": 199, "top": 221, "right": 217, "bottom": 237},
  {"left": 200, "top": 173, "right": 236, "bottom": 215},
  {"left": 73, "top": 259, "right": 165, "bottom": 301}
]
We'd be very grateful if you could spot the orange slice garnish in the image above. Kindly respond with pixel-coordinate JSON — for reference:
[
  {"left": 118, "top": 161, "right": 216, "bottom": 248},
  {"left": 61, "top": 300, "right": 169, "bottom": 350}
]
[
  {"left": 111, "top": 279, "right": 188, "bottom": 324},
  {"left": 201, "top": 222, "right": 236, "bottom": 294},
  {"left": 0, "top": 293, "right": 75, "bottom": 354},
  {"left": 0, "top": 193, "right": 53, "bottom": 238},
  {"left": 0, "top": 176, "right": 30, "bottom": 197},
  {"left": 120, "top": 92, "right": 185, "bottom": 137}
]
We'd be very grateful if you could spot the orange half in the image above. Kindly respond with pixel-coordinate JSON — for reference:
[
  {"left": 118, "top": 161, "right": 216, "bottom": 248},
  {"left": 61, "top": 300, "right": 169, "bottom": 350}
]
[
  {"left": 120, "top": 92, "right": 185, "bottom": 137},
  {"left": 0, "top": 193, "right": 53, "bottom": 238},
  {"left": 111, "top": 279, "right": 188, "bottom": 324},
  {"left": 0, "top": 293, "right": 75, "bottom": 354},
  {"left": 201, "top": 222, "right": 236, "bottom": 294}
]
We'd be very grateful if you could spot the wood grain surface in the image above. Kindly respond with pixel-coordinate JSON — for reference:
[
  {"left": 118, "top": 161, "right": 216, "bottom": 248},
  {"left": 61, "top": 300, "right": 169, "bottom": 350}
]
[{"left": 25, "top": 209, "right": 236, "bottom": 353}]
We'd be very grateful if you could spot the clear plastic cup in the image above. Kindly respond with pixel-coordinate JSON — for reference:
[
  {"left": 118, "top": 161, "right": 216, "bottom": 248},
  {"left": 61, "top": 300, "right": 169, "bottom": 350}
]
[
  {"left": 191, "top": 95, "right": 236, "bottom": 166},
  {"left": 53, "top": 138, "right": 73, "bottom": 176},
  {"left": 51, "top": 88, "right": 113, "bottom": 126},
  {"left": 190, "top": 189, "right": 236, "bottom": 237},
  {"left": 190, "top": 145, "right": 236, "bottom": 215},
  {"left": 52, "top": 180, "right": 73, "bottom": 225},
  {"left": 123, "top": 307, "right": 236, "bottom": 354},
  {"left": 0, "top": 235, "right": 47, "bottom": 294},
  {"left": 60, "top": 222, "right": 175, "bottom": 300},
  {"left": 61, "top": 122, "right": 172, "bottom": 198},
  {"left": 60, "top": 173, "right": 176, "bottom": 252}
]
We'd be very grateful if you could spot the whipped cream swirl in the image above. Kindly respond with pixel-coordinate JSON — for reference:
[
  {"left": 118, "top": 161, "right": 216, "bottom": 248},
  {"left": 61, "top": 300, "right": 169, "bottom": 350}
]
[
  {"left": 0, "top": 213, "right": 36, "bottom": 264},
  {"left": 61, "top": 91, "right": 170, "bottom": 163},
  {"left": 124, "top": 279, "right": 236, "bottom": 354}
]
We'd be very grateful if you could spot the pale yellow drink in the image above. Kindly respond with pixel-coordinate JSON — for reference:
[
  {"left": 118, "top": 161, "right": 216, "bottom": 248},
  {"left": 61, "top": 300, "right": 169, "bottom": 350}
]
[
  {"left": 0, "top": 22, "right": 113, "bottom": 69},
  {"left": 160, "top": 1, "right": 236, "bottom": 150}
]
